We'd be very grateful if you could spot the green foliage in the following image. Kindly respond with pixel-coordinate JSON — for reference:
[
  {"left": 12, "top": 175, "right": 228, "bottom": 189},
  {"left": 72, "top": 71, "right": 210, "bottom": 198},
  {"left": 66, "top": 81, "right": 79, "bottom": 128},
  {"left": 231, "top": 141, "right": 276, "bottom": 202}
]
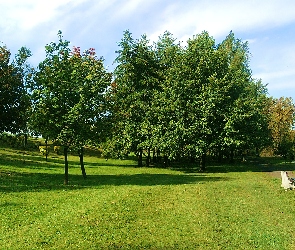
[
  {"left": 31, "top": 31, "right": 111, "bottom": 147},
  {"left": 268, "top": 97, "right": 295, "bottom": 158},
  {"left": 0, "top": 44, "right": 32, "bottom": 133},
  {"left": 110, "top": 30, "right": 162, "bottom": 160},
  {"left": 110, "top": 30, "right": 270, "bottom": 169},
  {"left": 30, "top": 31, "right": 111, "bottom": 183}
]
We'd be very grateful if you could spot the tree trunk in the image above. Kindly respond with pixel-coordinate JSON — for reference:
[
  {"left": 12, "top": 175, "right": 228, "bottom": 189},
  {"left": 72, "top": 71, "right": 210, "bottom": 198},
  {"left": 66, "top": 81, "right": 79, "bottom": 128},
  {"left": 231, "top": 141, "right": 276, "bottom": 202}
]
[
  {"left": 229, "top": 149, "right": 234, "bottom": 163},
  {"left": 218, "top": 149, "right": 223, "bottom": 163},
  {"left": 152, "top": 148, "right": 156, "bottom": 163},
  {"left": 199, "top": 153, "right": 206, "bottom": 172},
  {"left": 45, "top": 137, "right": 48, "bottom": 162},
  {"left": 24, "top": 134, "right": 28, "bottom": 148},
  {"left": 79, "top": 147, "right": 87, "bottom": 179},
  {"left": 64, "top": 146, "right": 69, "bottom": 185},
  {"left": 157, "top": 149, "right": 161, "bottom": 163},
  {"left": 146, "top": 148, "right": 150, "bottom": 167},
  {"left": 138, "top": 149, "right": 143, "bottom": 167},
  {"left": 164, "top": 155, "right": 169, "bottom": 168},
  {"left": 255, "top": 147, "right": 260, "bottom": 157}
]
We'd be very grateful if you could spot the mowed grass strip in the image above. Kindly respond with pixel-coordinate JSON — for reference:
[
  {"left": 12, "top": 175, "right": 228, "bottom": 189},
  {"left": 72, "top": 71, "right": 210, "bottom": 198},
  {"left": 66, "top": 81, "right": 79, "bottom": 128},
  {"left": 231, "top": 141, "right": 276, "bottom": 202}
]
[{"left": 1, "top": 148, "right": 295, "bottom": 249}]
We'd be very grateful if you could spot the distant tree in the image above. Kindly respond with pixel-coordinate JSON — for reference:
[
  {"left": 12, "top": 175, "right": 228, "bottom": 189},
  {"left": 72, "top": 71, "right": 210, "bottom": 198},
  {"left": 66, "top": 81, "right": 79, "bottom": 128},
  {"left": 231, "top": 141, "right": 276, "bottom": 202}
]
[
  {"left": 14, "top": 46, "right": 34, "bottom": 147},
  {"left": 31, "top": 31, "right": 111, "bottom": 184},
  {"left": 268, "top": 97, "right": 295, "bottom": 158},
  {"left": 0, "top": 45, "right": 32, "bottom": 135}
]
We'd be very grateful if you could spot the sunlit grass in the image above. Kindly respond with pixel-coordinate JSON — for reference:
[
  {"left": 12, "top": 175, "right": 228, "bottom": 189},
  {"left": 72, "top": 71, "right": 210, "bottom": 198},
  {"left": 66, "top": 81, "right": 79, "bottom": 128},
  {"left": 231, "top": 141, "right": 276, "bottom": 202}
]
[{"left": 1, "top": 146, "right": 295, "bottom": 249}]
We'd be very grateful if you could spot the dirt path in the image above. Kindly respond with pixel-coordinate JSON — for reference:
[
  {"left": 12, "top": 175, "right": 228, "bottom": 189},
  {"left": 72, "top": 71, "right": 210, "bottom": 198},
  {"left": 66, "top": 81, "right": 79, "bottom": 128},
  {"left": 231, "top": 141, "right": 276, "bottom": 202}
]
[{"left": 266, "top": 170, "right": 295, "bottom": 179}]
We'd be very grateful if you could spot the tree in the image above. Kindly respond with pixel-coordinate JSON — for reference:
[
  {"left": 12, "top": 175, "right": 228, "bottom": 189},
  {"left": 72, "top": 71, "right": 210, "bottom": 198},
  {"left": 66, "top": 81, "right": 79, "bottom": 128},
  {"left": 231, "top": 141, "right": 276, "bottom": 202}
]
[
  {"left": 0, "top": 44, "right": 32, "bottom": 135},
  {"left": 213, "top": 33, "right": 270, "bottom": 162},
  {"left": 68, "top": 46, "right": 112, "bottom": 178},
  {"left": 268, "top": 97, "right": 295, "bottom": 158},
  {"left": 111, "top": 30, "right": 160, "bottom": 167},
  {"left": 156, "top": 31, "right": 217, "bottom": 167},
  {"left": 14, "top": 46, "right": 34, "bottom": 147},
  {"left": 151, "top": 31, "right": 183, "bottom": 164},
  {"left": 31, "top": 31, "right": 111, "bottom": 184}
]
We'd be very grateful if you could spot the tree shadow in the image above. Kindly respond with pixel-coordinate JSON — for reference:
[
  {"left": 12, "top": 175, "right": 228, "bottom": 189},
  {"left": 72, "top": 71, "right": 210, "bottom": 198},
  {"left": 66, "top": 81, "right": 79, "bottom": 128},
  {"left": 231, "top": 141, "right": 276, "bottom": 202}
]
[
  {"left": 0, "top": 150, "right": 139, "bottom": 170},
  {"left": 164, "top": 157, "right": 295, "bottom": 176},
  {"left": 0, "top": 170, "right": 230, "bottom": 193},
  {"left": 0, "top": 152, "right": 64, "bottom": 170},
  {"left": 0, "top": 201, "right": 21, "bottom": 207},
  {"left": 205, "top": 157, "right": 295, "bottom": 173},
  {"left": 85, "top": 161, "right": 138, "bottom": 168}
]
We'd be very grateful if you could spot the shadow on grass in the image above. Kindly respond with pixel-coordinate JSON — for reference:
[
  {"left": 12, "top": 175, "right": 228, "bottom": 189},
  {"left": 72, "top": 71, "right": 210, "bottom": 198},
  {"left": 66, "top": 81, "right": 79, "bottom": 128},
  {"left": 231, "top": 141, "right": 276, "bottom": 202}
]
[
  {"left": 0, "top": 201, "right": 20, "bottom": 207},
  {"left": 166, "top": 157, "right": 295, "bottom": 174},
  {"left": 204, "top": 157, "right": 295, "bottom": 173},
  {"left": 0, "top": 170, "right": 229, "bottom": 193},
  {"left": 0, "top": 153, "right": 64, "bottom": 170},
  {"left": 2, "top": 145, "right": 294, "bottom": 172},
  {"left": 0, "top": 149, "right": 138, "bottom": 170},
  {"left": 1, "top": 147, "right": 230, "bottom": 193}
]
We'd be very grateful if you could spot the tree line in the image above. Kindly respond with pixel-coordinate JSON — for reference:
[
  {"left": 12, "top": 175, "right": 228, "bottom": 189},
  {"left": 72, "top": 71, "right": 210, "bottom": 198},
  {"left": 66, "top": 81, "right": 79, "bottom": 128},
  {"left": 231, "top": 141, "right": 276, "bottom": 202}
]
[{"left": 1, "top": 30, "right": 294, "bottom": 183}]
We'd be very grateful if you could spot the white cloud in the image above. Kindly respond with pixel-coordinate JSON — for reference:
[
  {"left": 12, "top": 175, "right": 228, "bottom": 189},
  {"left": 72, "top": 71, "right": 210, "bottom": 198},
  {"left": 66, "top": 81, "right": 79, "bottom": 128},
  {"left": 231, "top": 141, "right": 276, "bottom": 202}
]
[
  {"left": 254, "top": 69, "right": 295, "bottom": 82},
  {"left": 115, "top": 0, "right": 149, "bottom": 18},
  {"left": 147, "top": 0, "right": 295, "bottom": 43},
  {"left": 0, "top": 0, "right": 87, "bottom": 31}
]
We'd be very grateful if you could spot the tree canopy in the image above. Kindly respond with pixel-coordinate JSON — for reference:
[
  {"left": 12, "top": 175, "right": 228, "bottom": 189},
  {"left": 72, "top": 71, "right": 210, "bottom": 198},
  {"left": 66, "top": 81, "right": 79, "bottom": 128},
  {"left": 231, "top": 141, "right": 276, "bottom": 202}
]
[
  {"left": 110, "top": 30, "right": 272, "bottom": 169},
  {"left": 267, "top": 97, "right": 295, "bottom": 158},
  {"left": 0, "top": 44, "right": 32, "bottom": 134},
  {"left": 30, "top": 31, "right": 111, "bottom": 183}
]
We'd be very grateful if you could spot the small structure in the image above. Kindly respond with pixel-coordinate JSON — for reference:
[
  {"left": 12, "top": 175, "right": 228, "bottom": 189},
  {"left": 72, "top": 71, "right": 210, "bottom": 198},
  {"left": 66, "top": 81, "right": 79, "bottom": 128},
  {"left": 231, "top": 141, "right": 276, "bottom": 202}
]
[
  {"left": 54, "top": 146, "right": 61, "bottom": 154},
  {"left": 281, "top": 171, "right": 295, "bottom": 190},
  {"left": 39, "top": 146, "right": 50, "bottom": 156}
]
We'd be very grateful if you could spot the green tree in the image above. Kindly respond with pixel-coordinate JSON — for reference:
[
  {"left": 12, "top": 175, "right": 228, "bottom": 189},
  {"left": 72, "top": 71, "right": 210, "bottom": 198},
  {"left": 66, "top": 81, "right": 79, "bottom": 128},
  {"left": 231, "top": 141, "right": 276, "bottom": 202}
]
[
  {"left": 31, "top": 31, "right": 111, "bottom": 184},
  {"left": 14, "top": 46, "right": 34, "bottom": 147},
  {"left": 214, "top": 33, "right": 270, "bottom": 162},
  {"left": 151, "top": 31, "right": 183, "bottom": 165},
  {"left": 111, "top": 30, "right": 160, "bottom": 167},
  {"left": 156, "top": 31, "right": 269, "bottom": 169},
  {"left": 161, "top": 31, "right": 219, "bottom": 169},
  {"left": 68, "top": 46, "right": 112, "bottom": 178},
  {"left": 111, "top": 30, "right": 270, "bottom": 171},
  {"left": 268, "top": 97, "right": 295, "bottom": 158},
  {"left": 0, "top": 45, "right": 32, "bottom": 135}
]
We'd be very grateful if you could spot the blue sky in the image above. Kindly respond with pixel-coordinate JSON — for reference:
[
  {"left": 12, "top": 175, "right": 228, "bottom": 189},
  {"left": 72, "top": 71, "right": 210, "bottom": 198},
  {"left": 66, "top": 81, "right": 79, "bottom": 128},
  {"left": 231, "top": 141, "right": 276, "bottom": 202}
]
[{"left": 1, "top": 0, "right": 294, "bottom": 99}]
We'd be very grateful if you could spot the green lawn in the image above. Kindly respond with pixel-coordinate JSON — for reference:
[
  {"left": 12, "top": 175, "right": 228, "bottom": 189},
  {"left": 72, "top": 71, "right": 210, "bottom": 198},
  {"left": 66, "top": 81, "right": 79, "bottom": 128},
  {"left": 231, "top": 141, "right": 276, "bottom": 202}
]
[{"left": 1, "top": 146, "right": 295, "bottom": 249}]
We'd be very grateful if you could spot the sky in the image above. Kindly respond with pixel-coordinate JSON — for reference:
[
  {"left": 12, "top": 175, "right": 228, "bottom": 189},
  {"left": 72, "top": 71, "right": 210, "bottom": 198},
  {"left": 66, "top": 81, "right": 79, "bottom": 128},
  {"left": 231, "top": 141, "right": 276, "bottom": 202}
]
[{"left": 1, "top": 0, "right": 294, "bottom": 99}]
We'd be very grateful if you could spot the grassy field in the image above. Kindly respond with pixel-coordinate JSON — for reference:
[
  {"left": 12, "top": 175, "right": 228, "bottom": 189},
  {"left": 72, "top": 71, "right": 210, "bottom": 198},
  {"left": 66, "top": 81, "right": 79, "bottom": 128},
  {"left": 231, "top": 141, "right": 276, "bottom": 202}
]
[{"left": 1, "top": 145, "right": 295, "bottom": 249}]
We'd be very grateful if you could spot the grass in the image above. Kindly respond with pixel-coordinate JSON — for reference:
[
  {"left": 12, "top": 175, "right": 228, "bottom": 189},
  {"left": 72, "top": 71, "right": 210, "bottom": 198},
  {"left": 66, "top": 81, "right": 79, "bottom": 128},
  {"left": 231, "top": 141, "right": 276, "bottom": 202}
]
[{"left": 1, "top": 145, "right": 295, "bottom": 249}]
